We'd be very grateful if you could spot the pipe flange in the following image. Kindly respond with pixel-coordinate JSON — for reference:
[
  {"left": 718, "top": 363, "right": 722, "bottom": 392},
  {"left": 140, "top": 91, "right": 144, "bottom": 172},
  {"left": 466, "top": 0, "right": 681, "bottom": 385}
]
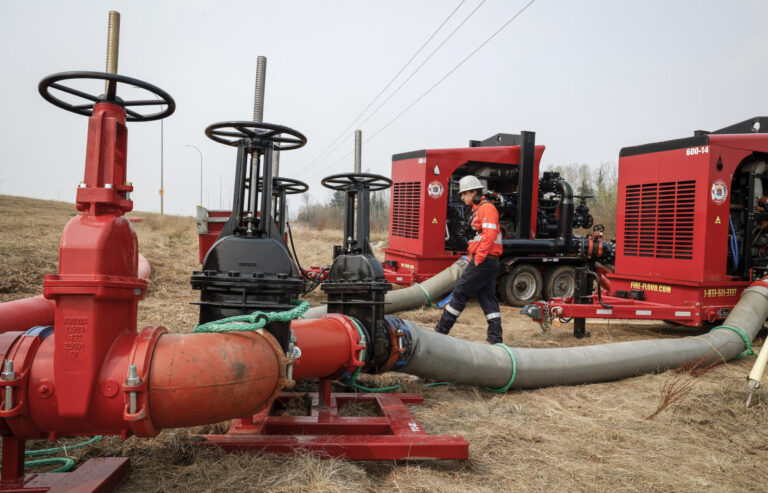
[
  {"left": 250, "top": 328, "right": 293, "bottom": 416},
  {"left": 379, "top": 316, "right": 412, "bottom": 373},
  {"left": 321, "top": 314, "right": 366, "bottom": 379},
  {"left": 123, "top": 325, "right": 166, "bottom": 437},
  {"left": 0, "top": 331, "right": 47, "bottom": 440}
]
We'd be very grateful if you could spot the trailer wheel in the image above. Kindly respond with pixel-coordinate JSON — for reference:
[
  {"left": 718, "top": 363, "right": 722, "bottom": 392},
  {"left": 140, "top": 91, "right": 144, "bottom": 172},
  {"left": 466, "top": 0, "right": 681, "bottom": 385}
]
[
  {"left": 502, "top": 264, "right": 543, "bottom": 307},
  {"left": 544, "top": 266, "right": 576, "bottom": 300}
]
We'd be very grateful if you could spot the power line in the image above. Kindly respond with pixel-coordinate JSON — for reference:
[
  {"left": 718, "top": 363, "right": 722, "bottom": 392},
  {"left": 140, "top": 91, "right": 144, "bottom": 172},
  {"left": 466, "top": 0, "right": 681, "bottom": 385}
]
[
  {"left": 368, "top": 0, "right": 538, "bottom": 143},
  {"left": 307, "top": 0, "right": 487, "bottom": 181},
  {"left": 354, "top": 0, "right": 487, "bottom": 130},
  {"left": 303, "top": 0, "right": 468, "bottom": 170},
  {"left": 309, "top": 0, "right": 538, "bottom": 179}
]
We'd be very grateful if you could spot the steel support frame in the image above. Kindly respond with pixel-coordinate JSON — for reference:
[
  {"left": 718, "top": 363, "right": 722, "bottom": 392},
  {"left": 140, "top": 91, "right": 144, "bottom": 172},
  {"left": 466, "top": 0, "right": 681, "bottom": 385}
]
[
  {"left": 0, "top": 436, "right": 129, "bottom": 493},
  {"left": 202, "top": 379, "right": 468, "bottom": 460},
  {"left": 548, "top": 294, "right": 737, "bottom": 326}
]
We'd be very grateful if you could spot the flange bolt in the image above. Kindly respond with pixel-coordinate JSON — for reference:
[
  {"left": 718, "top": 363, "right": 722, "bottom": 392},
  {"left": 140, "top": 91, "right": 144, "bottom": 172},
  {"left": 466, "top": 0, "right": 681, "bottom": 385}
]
[
  {"left": 125, "top": 364, "right": 141, "bottom": 414},
  {"left": 1, "top": 360, "right": 16, "bottom": 411}
]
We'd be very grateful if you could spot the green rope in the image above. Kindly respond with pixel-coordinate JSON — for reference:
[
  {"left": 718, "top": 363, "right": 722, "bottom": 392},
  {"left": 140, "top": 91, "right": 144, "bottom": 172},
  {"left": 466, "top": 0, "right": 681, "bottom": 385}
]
[
  {"left": 338, "top": 379, "right": 402, "bottom": 393},
  {"left": 484, "top": 343, "right": 517, "bottom": 393},
  {"left": 22, "top": 457, "right": 75, "bottom": 473},
  {"left": 423, "top": 382, "right": 454, "bottom": 387},
  {"left": 24, "top": 435, "right": 102, "bottom": 457},
  {"left": 0, "top": 435, "right": 102, "bottom": 473},
  {"left": 413, "top": 283, "right": 436, "bottom": 308},
  {"left": 710, "top": 324, "right": 756, "bottom": 359},
  {"left": 193, "top": 300, "right": 309, "bottom": 333}
]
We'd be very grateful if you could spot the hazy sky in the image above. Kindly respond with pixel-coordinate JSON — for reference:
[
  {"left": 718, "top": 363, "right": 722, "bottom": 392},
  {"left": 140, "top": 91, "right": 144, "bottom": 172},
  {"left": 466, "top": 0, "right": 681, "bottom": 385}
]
[{"left": 1, "top": 1, "right": 766, "bottom": 215}]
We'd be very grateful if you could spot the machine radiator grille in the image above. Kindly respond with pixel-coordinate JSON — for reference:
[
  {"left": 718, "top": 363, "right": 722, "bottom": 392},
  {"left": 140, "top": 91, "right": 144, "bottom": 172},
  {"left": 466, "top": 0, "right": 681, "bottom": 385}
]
[
  {"left": 391, "top": 181, "right": 421, "bottom": 239},
  {"left": 623, "top": 180, "right": 695, "bottom": 259}
]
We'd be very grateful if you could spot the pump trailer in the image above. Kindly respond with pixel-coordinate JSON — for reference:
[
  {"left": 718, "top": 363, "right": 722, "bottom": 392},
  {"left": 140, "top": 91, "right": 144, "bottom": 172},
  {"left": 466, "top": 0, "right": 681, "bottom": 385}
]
[{"left": 382, "top": 131, "right": 614, "bottom": 306}]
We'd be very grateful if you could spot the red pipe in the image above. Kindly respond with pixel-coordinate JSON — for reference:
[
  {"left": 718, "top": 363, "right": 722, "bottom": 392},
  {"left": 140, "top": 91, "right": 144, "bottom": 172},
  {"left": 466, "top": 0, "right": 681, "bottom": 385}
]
[
  {"left": 0, "top": 296, "right": 54, "bottom": 334},
  {"left": 147, "top": 331, "right": 285, "bottom": 429},
  {"left": 137, "top": 253, "right": 151, "bottom": 281},
  {"left": 290, "top": 314, "right": 365, "bottom": 381},
  {"left": 0, "top": 310, "right": 367, "bottom": 441},
  {"left": 0, "top": 254, "right": 152, "bottom": 335},
  {"left": 4, "top": 326, "right": 288, "bottom": 439}
]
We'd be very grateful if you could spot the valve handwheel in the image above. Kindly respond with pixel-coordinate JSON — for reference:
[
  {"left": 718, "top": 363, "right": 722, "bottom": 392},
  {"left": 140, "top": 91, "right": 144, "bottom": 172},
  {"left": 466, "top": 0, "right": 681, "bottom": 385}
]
[
  {"left": 38, "top": 71, "right": 175, "bottom": 122},
  {"left": 206, "top": 121, "right": 307, "bottom": 150},
  {"left": 258, "top": 177, "right": 309, "bottom": 195},
  {"left": 321, "top": 173, "right": 392, "bottom": 191}
]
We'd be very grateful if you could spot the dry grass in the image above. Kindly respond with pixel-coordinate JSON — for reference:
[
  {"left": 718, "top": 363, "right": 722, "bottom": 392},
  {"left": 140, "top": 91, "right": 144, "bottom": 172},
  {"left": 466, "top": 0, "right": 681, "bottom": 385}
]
[
  {"left": 3, "top": 194, "right": 768, "bottom": 492},
  {"left": 645, "top": 359, "right": 722, "bottom": 420}
]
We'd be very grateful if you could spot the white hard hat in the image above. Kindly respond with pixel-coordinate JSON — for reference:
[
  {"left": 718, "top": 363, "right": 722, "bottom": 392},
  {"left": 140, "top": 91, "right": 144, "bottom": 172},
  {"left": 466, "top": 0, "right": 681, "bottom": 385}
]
[{"left": 458, "top": 175, "right": 483, "bottom": 194}]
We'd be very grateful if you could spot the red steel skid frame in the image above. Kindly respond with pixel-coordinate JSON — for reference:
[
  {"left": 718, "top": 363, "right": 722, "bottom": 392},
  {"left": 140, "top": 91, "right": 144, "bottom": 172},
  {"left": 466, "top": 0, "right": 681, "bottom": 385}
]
[
  {"left": 202, "top": 379, "right": 469, "bottom": 460},
  {"left": 542, "top": 291, "right": 744, "bottom": 327}
]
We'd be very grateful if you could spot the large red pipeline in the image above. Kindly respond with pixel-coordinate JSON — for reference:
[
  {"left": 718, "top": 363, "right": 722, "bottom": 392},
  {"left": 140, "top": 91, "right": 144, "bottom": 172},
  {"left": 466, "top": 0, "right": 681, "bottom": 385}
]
[
  {"left": 0, "top": 296, "right": 54, "bottom": 335},
  {"left": 0, "top": 311, "right": 368, "bottom": 441},
  {"left": 2, "top": 327, "right": 288, "bottom": 439}
]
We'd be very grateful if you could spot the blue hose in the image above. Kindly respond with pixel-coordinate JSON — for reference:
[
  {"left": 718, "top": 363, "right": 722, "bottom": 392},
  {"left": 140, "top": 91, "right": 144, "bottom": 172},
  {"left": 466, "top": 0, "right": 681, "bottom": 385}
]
[{"left": 729, "top": 217, "right": 739, "bottom": 268}]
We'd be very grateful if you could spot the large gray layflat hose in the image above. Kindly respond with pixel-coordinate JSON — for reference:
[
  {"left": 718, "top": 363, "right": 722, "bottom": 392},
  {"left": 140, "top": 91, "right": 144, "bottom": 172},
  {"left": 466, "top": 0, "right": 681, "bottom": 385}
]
[
  {"left": 398, "top": 283, "right": 768, "bottom": 390},
  {"left": 303, "top": 257, "right": 468, "bottom": 319}
]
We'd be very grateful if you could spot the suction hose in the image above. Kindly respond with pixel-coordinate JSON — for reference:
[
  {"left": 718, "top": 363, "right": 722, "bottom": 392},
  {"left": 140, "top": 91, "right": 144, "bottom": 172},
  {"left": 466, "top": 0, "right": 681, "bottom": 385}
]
[
  {"left": 302, "top": 257, "right": 468, "bottom": 319},
  {"left": 397, "top": 281, "right": 768, "bottom": 389}
]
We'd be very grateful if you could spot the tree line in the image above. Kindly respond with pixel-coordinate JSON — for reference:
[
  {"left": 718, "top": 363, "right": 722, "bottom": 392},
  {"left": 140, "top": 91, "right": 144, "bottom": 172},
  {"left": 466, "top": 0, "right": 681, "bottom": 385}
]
[{"left": 296, "top": 189, "right": 390, "bottom": 232}]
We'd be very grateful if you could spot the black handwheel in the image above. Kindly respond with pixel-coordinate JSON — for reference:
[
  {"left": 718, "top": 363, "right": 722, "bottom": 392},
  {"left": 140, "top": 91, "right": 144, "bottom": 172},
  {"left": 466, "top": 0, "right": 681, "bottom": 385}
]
[
  {"left": 321, "top": 173, "right": 392, "bottom": 191},
  {"left": 593, "top": 224, "right": 605, "bottom": 233},
  {"left": 38, "top": 71, "right": 175, "bottom": 122},
  {"left": 258, "top": 177, "right": 309, "bottom": 195},
  {"left": 205, "top": 121, "right": 307, "bottom": 150}
]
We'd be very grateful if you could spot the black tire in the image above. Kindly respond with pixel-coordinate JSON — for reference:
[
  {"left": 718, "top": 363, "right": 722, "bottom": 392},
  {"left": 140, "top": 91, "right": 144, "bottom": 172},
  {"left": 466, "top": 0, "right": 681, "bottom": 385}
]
[
  {"left": 501, "top": 264, "right": 543, "bottom": 307},
  {"left": 544, "top": 265, "right": 576, "bottom": 300}
]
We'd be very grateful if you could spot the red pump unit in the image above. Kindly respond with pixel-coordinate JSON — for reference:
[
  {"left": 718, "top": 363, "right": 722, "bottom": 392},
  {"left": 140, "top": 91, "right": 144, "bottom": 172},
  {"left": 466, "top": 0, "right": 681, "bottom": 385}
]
[
  {"left": 383, "top": 133, "right": 545, "bottom": 285},
  {"left": 382, "top": 132, "right": 614, "bottom": 307},
  {"left": 525, "top": 117, "right": 768, "bottom": 335}
]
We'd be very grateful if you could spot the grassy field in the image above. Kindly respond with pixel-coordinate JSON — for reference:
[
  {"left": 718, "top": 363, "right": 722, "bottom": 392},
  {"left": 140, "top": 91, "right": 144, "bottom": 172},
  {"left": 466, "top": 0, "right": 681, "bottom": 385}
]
[{"left": 1, "top": 194, "right": 767, "bottom": 492}]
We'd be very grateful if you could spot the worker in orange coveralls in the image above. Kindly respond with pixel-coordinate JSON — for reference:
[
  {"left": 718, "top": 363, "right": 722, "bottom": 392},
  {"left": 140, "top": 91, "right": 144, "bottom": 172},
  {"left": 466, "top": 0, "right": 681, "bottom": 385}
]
[{"left": 435, "top": 175, "right": 503, "bottom": 344}]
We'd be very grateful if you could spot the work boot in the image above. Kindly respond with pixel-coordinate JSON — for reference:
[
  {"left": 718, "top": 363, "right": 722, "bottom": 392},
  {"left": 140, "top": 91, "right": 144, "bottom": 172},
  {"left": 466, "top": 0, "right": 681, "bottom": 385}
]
[
  {"left": 435, "top": 310, "right": 457, "bottom": 335},
  {"left": 486, "top": 320, "right": 503, "bottom": 344}
]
